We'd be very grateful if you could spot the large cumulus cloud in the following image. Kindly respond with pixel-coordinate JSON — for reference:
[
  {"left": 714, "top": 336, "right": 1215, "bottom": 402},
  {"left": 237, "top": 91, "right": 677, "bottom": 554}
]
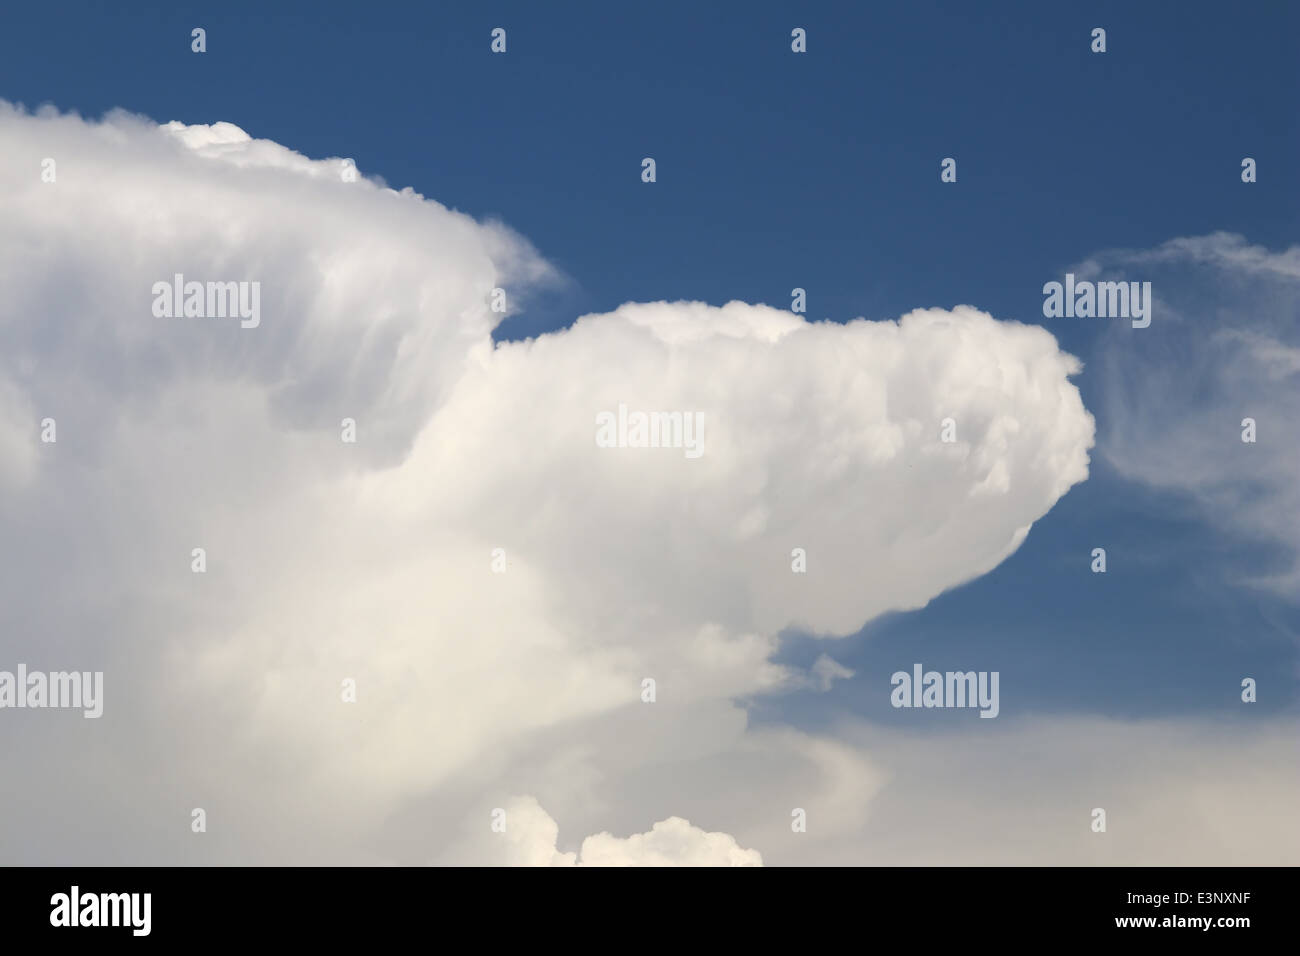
[{"left": 0, "top": 102, "right": 1096, "bottom": 864}]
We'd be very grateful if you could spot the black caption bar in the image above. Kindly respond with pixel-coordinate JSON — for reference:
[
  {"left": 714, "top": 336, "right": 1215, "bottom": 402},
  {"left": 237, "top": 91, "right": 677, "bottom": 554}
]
[{"left": 0, "top": 866, "right": 1286, "bottom": 943}]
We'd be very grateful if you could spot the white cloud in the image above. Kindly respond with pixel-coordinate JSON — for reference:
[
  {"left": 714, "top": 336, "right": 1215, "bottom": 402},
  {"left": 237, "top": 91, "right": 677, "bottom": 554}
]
[
  {"left": 459, "top": 796, "right": 762, "bottom": 866},
  {"left": 1091, "top": 232, "right": 1300, "bottom": 592},
  {"left": 483, "top": 796, "right": 579, "bottom": 867},
  {"left": 1080, "top": 231, "right": 1300, "bottom": 280},
  {"left": 579, "top": 816, "right": 762, "bottom": 866},
  {"left": 829, "top": 717, "right": 1300, "bottom": 866},
  {"left": 0, "top": 102, "right": 1097, "bottom": 863},
  {"left": 454, "top": 718, "right": 1300, "bottom": 867},
  {"left": 810, "top": 654, "right": 853, "bottom": 691}
]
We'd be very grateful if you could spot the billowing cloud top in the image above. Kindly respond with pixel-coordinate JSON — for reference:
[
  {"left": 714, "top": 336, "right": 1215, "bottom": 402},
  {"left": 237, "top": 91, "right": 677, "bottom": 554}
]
[{"left": 0, "top": 102, "right": 1098, "bottom": 864}]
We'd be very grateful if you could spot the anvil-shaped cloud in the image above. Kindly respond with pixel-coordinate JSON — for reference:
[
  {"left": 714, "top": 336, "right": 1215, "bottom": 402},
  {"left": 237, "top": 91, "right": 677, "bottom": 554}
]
[{"left": 0, "top": 102, "right": 1095, "bottom": 864}]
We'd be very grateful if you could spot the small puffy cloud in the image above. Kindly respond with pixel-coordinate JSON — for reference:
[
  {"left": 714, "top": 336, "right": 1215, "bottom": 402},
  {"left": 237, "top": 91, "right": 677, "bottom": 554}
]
[
  {"left": 468, "top": 797, "right": 761, "bottom": 867},
  {"left": 810, "top": 654, "right": 854, "bottom": 691},
  {"left": 579, "top": 816, "right": 762, "bottom": 866}
]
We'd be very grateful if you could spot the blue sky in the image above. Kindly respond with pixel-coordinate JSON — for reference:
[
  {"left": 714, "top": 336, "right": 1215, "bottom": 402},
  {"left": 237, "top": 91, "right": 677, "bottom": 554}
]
[
  {"left": 5, "top": 2, "right": 1296, "bottom": 334},
  {"left": 1, "top": 1, "right": 1297, "bottom": 864},
  {"left": 3, "top": 1, "right": 1295, "bottom": 725}
]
